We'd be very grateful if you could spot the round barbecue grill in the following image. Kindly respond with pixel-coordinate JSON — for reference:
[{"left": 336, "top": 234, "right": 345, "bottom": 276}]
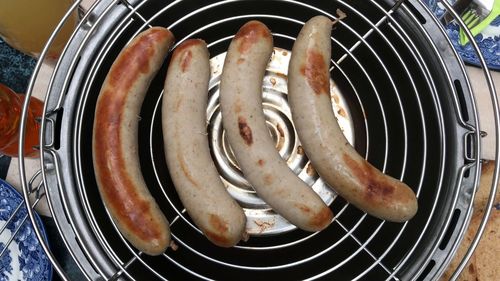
[{"left": 17, "top": 0, "right": 499, "bottom": 280}]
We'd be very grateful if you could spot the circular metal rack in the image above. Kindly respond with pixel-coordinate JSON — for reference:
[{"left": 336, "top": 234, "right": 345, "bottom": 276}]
[{"left": 14, "top": 0, "right": 499, "bottom": 280}]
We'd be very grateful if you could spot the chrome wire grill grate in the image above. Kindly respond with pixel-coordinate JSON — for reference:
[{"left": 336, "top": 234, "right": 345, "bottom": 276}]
[{"left": 10, "top": 0, "right": 499, "bottom": 280}]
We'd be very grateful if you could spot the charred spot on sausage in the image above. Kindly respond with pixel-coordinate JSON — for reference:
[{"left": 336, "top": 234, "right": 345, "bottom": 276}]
[
  {"left": 300, "top": 50, "right": 330, "bottom": 95},
  {"left": 342, "top": 153, "right": 395, "bottom": 201},
  {"left": 209, "top": 214, "right": 229, "bottom": 233},
  {"left": 310, "top": 207, "right": 333, "bottom": 229},
  {"left": 180, "top": 50, "right": 192, "bottom": 72},
  {"left": 238, "top": 116, "right": 253, "bottom": 145},
  {"left": 234, "top": 21, "right": 272, "bottom": 54},
  {"left": 204, "top": 214, "right": 233, "bottom": 246},
  {"left": 177, "top": 152, "right": 200, "bottom": 188}
]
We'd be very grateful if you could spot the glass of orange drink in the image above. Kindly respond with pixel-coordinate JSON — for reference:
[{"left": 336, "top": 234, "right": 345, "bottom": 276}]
[{"left": 0, "top": 0, "right": 78, "bottom": 61}]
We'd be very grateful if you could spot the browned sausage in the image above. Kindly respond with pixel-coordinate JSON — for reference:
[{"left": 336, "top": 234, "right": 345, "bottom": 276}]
[{"left": 93, "top": 27, "right": 174, "bottom": 255}]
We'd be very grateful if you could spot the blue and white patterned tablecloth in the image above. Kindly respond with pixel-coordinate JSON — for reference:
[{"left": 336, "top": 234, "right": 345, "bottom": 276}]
[
  {"left": 0, "top": 179, "right": 52, "bottom": 281},
  {"left": 0, "top": 38, "right": 36, "bottom": 94},
  {"left": 426, "top": 0, "right": 500, "bottom": 70}
]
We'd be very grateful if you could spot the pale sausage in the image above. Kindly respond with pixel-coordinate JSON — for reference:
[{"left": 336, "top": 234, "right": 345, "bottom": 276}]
[
  {"left": 162, "top": 39, "right": 247, "bottom": 247},
  {"left": 288, "top": 16, "right": 418, "bottom": 222},
  {"left": 219, "top": 21, "right": 333, "bottom": 232}
]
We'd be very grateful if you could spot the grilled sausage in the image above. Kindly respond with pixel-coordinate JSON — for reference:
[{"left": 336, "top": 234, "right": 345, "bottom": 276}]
[
  {"left": 162, "top": 39, "right": 247, "bottom": 247},
  {"left": 93, "top": 27, "right": 174, "bottom": 255},
  {"left": 287, "top": 15, "right": 418, "bottom": 222},
  {"left": 219, "top": 21, "right": 333, "bottom": 232}
]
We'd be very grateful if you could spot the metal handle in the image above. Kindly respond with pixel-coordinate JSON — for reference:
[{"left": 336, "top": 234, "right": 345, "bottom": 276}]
[
  {"left": 438, "top": 1, "right": 499, "bottom": 280},
  {"left": 18, "top": 1, "right": 86, "bottom": 280}
]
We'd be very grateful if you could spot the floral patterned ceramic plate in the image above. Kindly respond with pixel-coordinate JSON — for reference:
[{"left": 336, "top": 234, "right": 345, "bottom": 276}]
[
  {"left": 0, "top": 179, "right": 51, "bottom": 281},
  {"left": 425, "top": 0, "right": 500, "bottom": 70}
]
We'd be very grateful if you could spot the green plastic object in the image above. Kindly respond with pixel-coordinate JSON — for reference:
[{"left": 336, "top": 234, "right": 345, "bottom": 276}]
[{"left": 459, "top": 0, "right": 500, "bottom": 45}]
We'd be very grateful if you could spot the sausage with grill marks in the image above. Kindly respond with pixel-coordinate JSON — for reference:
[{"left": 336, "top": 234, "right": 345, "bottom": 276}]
[
  {"left": 287, "top": 15, "right": 418, "bottom": 222},
  {"left": 219, "top": 21, "right": 333, "bottom": 232},
  {"left": 93, "top": 27, "right": 174, "bottom": 255},
  {"left": 162, "top": 39, "right": 247, "bottom": 247}
]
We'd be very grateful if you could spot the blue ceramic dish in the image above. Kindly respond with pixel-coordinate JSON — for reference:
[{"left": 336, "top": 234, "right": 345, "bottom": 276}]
[
  {"left": 0, "top": 179, "right": 52, "bottom": 281},
  {"left": 425, "top": 0, "right": 500, "bottom": 70}
]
